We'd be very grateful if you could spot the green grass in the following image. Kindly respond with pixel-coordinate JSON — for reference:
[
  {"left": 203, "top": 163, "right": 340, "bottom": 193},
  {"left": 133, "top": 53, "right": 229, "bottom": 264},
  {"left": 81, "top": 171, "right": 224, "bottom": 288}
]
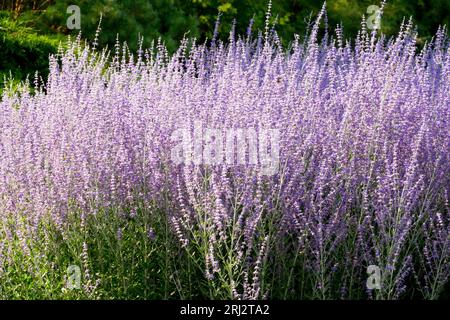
[{"left": 0, "top": 198, "right": 448, "bottom": 300}]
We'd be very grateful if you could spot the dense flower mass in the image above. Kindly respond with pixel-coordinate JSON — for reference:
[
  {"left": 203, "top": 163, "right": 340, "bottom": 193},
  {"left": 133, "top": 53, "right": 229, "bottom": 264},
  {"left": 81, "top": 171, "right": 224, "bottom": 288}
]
[{"left": 0, "top": 5, "right": 449, "bottom": 299}]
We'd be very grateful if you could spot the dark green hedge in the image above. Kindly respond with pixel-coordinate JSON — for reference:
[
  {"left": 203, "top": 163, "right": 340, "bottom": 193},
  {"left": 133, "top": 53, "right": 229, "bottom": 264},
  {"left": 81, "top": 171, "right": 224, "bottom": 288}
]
[{"left": 0, "top": 12, "right": 61, "bottom": 82}]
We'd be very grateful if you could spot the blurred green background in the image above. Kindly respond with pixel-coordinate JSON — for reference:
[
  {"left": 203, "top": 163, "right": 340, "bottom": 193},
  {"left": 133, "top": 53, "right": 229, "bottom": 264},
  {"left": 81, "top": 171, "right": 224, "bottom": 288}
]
[{"left": 1, "top": 0, "right": 449, "bottom": 86}]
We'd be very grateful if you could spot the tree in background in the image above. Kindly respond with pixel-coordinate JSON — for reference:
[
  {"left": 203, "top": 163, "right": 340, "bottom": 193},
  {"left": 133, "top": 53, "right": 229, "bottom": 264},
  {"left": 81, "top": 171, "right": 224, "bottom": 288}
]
[
  {"left": 0, "top": 0, "right": 448, "bottom": 83},
  {"left": 188, "top": 0, "right": 449, "bottom": 47},
  {"left": 36, "top": 0, "right": 201, "bottom": 51},
  {"left": 5, "top": 0, "right": 448, "bottom": 50}
]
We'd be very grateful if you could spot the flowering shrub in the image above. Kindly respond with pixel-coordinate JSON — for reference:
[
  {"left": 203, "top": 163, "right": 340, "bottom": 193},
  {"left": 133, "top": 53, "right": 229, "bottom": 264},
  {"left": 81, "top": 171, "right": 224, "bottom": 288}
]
[{"left": 0, "top": 4, "right": 448, "bottom": 299}]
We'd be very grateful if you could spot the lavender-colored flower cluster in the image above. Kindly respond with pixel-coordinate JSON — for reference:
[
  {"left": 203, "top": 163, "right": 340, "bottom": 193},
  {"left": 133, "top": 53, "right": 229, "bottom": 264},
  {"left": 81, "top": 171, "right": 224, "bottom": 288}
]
[{"left": 0, "top": 5, "right": 448, "bottom": 299}]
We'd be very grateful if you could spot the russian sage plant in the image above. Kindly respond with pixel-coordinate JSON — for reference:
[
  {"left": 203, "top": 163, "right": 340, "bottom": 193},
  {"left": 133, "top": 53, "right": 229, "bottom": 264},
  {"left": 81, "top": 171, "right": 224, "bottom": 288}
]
[{"left": 0, "top": 4, "right": 448, "bottom": 299}]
